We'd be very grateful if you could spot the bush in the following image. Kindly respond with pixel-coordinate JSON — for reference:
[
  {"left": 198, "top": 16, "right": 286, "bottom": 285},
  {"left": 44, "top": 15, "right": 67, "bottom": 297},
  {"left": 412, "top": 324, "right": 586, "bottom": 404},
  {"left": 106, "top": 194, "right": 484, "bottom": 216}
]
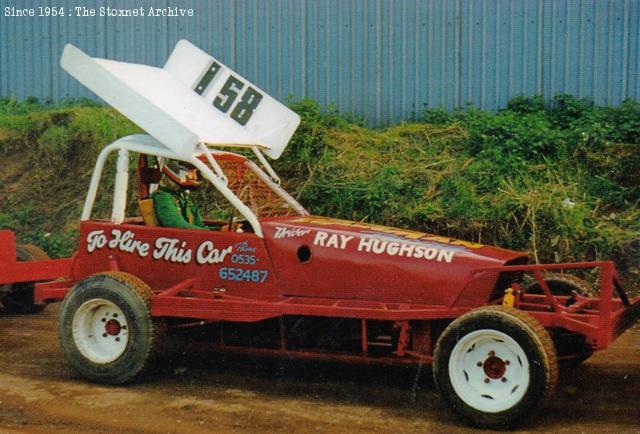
[{"left": 0, "top": 96, "right": 637, "bottom": 286}]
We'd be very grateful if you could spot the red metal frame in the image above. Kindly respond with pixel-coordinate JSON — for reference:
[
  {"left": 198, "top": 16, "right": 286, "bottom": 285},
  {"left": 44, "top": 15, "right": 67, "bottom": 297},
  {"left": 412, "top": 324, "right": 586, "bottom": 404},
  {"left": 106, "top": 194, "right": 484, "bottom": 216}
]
[
  {"left": 1, "top": 150, "right": 638, "bottom": 366},
  {"left": 23, "top": 239, "right": 640, "bottom": 363},
  {"left": 478, "top": 261, "right": 639, "bottom": 350}
]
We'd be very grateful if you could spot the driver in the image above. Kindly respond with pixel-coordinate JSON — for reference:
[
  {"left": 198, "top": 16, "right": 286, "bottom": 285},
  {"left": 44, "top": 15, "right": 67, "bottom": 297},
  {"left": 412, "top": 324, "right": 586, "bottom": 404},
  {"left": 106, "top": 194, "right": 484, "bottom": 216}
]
[{"left": 151, "top": 163, "right": 208, "bottom": 230}]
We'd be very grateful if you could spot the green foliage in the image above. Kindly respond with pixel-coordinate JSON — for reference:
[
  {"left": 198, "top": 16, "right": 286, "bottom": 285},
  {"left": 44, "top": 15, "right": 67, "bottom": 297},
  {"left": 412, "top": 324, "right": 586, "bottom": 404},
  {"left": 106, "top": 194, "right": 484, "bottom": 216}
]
[
  {"left": 0, "top": 100, "right": 140, "bottom": 257},
  {"left": 274, "top": 98, "right": 353, "bottom": 186},
  {"left": 284, "top": 96, "right": 639, "bottom": 283},
  {"left": 0, "top": 96, "right": 99, "bottom": 115},
  {"left": 506, "top": 95, "right": 545, "bottom": 113},
  {"left": 0, "top": 201, "right": 77, "bottom": 258},
  {"left": 0, "top": 96, "right": 637, "bottom": 286}
]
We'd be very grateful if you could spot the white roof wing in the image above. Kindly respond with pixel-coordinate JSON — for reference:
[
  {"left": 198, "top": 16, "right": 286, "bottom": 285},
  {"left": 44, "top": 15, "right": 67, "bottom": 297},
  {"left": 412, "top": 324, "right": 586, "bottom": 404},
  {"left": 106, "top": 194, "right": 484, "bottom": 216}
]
[
  {"left": 60, "top": 42, "right": 299, "bottom": 159},
  {"left": 165, "top": 40, "right": 300, "bottom": 159}
]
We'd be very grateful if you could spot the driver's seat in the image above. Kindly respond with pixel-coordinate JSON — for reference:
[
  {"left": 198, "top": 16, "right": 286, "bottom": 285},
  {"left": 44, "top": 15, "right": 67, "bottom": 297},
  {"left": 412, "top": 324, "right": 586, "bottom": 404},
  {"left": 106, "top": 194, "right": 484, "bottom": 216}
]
[{"left": 137, "top": 157, "right": 162, "bottom": 226}]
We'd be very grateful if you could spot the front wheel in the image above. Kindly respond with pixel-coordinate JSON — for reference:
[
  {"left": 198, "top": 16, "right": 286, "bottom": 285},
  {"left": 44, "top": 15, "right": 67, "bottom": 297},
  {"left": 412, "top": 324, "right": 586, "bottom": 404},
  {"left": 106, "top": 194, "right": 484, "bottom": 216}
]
[
  {"left": 433, "top": 306, "right": 558, "bottom": 429},
  {"left": 59, "top": 272, "right": 164, "bottom": 384}
]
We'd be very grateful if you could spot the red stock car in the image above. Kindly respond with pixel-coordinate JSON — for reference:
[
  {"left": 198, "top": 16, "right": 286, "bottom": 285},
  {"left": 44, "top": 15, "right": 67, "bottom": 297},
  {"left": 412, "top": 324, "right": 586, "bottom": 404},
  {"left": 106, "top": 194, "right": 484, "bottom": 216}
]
[
  {"left": 0, "top": 41, "right": 638, "bottom": 429},
  {"left": 0, "top": 139, "right": 638, "bottom": 429}
]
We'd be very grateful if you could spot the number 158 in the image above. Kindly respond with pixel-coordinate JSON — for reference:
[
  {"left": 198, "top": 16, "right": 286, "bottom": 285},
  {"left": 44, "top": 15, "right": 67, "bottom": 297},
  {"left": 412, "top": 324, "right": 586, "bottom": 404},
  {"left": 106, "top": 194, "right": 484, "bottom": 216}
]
[{"left": 213, "top": 76, "right": 263, "bottom": 126}]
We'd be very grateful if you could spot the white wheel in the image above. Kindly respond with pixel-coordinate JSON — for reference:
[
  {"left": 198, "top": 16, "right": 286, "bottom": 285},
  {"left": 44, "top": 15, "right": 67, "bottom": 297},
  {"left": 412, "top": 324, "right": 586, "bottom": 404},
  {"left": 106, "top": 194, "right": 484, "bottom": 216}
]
[
  {"left": 59, "top": 272, "right": 164, "bottom": 384},
  {"left": 449, "top": 329, "right": 529, "bottom": 413},
  {"left": 72, "top": 299, "right": 129, "bottom": 364},
  {"left": 433, "top": 306, "right": 558, "bottom": 429}
]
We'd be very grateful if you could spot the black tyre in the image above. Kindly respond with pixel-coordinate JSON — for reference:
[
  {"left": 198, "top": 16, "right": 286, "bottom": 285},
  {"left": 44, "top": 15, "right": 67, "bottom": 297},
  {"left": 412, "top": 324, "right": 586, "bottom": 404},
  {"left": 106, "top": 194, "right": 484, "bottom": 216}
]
[
  {"left": 523, "top": 272, "right": 595, "bottom": 297},
  {"left": 433, "top": 306, "right": 558, "bottom": 429},
  {"left": 1, "top": 244, "right": 49, "bottom": 314},
  {"left": 523, "top": 272, "right": 595, "bottom": 366},
  {"left": 550, "top": 329, "right": 594, "bottom": 368},
  {"left": 59, "top": 271, "right": 164, "bottom": 384}
]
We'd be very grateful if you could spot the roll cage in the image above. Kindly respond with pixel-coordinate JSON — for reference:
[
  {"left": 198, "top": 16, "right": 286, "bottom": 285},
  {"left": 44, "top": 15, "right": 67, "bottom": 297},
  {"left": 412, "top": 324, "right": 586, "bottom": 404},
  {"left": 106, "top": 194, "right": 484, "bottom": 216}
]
[{"left": 82, "top": 134, "right": 307, "bottom": 237}]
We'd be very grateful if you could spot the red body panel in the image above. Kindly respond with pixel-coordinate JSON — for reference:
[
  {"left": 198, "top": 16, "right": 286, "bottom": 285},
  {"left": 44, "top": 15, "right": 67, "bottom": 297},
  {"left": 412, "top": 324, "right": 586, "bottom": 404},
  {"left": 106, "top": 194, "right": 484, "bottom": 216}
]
[
  {"left": 71, "top": 216, "right": 527, "bottom": 308},
  {"left": 262, "top": 216, "right": 527, "bottom": 306},
  {"left": 74, "top": 220, "right": 279, "bottom": 299},
  {"left": 2, "top": 217, "right": 638, "bottom": 361}
]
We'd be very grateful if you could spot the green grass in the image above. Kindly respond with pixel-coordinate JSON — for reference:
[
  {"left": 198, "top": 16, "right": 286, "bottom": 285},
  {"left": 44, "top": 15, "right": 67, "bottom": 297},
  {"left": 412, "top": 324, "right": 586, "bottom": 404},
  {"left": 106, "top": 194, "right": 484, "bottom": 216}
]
[{"left": 0, "top": 95, "right": 638, "bottom": 287}]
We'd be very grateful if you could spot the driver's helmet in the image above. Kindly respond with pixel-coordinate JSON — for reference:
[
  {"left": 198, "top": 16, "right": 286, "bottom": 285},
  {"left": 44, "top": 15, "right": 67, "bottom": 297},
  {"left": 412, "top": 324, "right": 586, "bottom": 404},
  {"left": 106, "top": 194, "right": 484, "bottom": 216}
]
[{"left": 161, "top": 161, "right": 201, "bottom": 189}]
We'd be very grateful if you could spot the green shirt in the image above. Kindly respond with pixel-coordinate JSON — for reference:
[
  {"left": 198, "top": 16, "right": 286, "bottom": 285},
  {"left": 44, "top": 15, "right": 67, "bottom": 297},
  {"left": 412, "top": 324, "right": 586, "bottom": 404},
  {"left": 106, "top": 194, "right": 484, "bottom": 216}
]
[{"left": 151, "top": 190, "right": 208, "bottom": 230}]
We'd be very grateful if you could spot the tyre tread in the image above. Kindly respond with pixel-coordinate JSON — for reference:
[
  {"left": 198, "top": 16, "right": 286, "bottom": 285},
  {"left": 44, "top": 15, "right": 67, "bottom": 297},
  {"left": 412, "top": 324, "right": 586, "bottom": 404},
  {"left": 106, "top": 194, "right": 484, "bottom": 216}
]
[
  {"left": 524, "top": 272, "right": 595, "bottom": 296},
  {"left": 17, "top": 244, "right": 49, "bottom": 261},
  {"left": 59, "top": 271, "right": 164, "bottom": 384},
  {"left": 433, "top": 305, "right": 559, "bottom": 429}
]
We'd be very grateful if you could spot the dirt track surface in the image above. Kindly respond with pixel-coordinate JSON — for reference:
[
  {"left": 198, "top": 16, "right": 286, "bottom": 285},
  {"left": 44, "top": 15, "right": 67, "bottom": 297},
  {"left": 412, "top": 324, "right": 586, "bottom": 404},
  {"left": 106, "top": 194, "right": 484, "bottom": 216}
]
[{"left": 0, "top": 304, "right": 638, "bottom": 433}]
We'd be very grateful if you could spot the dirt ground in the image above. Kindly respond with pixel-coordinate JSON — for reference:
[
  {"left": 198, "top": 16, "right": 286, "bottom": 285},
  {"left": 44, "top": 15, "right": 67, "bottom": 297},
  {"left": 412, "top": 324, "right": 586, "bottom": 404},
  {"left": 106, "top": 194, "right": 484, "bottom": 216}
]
[{"left": 0, "top": 304, "right": 638, "bottom": 434}]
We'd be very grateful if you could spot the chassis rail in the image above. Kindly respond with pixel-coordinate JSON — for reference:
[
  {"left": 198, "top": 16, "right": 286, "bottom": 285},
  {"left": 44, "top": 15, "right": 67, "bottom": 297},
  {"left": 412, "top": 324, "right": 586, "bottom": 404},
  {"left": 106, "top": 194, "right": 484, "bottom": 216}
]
[{"left": 32, "top": 260, "right": 640, "bottom": 355}]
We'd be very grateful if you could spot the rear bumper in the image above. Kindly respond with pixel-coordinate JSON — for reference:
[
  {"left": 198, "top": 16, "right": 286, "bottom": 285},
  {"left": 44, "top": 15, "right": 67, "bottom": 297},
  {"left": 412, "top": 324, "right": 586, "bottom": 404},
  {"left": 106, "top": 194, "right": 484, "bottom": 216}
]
[{"left": 479, "top": 261, "right": 640, "bottom": 351}]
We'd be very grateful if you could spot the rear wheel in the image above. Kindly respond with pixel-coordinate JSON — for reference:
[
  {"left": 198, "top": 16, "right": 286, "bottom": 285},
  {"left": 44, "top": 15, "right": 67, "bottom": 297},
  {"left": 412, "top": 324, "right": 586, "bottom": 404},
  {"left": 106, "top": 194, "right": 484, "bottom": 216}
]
[
  {"left": 523, "top": 272, "right": 595, "bottom": 297},
  {"left": 433, "top": 306, "right": 558, "bottom": 429},
  {"left": 59, "top": 272, "right": 164, "bottom": 384},
  {"left": 1, "top": 244, "right": 49, "bottom": 314},
  {"left": 523, "top": 273, "right": 595, "bottom": 366}
]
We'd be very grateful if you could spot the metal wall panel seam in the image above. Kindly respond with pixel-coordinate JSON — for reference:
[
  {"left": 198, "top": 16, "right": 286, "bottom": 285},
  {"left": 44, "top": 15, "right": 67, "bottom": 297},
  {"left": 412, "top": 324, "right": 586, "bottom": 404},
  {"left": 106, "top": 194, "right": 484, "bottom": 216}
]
[
  {"left": 439, "top": 0, "right": 446, "bottom": 108},
  {"left": 0, "top": 13, "right": 6, "bottom": 96},
  {"left": 607, "top": 0, "right": 614, "bottom": 103},
  {"left": 462, "top": 0, "right": 471, "bottom": 107},
  {"left": 563, "top": 0, "right": 570, "bottom": 94},
  {"left": 1, "top": 0, "right": 639, "bottom": 123},
  {"left": 301, "top": 0, "right": 307, "bottom": 98},
  {"left": 578, "top": 0, "right": 585, "bottom": 96},
  {"left": 508, "top": 0, "right": 514, "bottom": 98},
  {"left": 401, "top": 1, "right": 407, "bottom": 120},
  {"left": 536, "top": 0, "right": 544, "bottom": 94},
  {"left": 622, "top": 0, "right": 629, "bottom": 99},
  {"left": 480, "top": 0, "right": 487, "bottom": 108},
  {"left": 635, "top": 0, "right": 640, "bottom": 100},
  {"left": 375, "top": 0, "right": 382, "bottom": 124},
  {"left": 455, "top": 0, "right": 461, "bottom": 109},
  {"left": 592, "top": 0, "right": 601, "bottom": 102}
]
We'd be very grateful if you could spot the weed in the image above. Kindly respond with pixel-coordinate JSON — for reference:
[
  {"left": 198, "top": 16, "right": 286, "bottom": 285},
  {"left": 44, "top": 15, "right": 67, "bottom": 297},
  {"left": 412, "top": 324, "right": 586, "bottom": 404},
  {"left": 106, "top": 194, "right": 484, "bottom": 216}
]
[{"left": 0, "top": 97, "right": 637, "bottom": 286}]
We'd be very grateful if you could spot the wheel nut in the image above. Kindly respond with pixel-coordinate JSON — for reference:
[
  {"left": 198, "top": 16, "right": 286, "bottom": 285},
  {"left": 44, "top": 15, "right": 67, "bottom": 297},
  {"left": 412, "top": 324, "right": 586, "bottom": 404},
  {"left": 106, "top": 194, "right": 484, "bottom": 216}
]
[
  {"left": 102, "top": 333, "right": 107, "bottom": 338},
  {"left": 501, "top": 377, "right": 507, "bottom": 383},
  {"left": 115, "top": 337, "right": 120, "bottom": 342},
  {"left": 505, "top": 360, "right": 510, "bottom": 366},
  {"left": 484, "top": 378, "right": 490, "bottom": 383},
  {"left": 488, "top": 351, "right": 495, "bottom": 356},
  {"left": 101, "top": 318, "right": 106, "bottom": 323},
  {"left": 477, "top": 362, "right": 482, "bottom": 367}
]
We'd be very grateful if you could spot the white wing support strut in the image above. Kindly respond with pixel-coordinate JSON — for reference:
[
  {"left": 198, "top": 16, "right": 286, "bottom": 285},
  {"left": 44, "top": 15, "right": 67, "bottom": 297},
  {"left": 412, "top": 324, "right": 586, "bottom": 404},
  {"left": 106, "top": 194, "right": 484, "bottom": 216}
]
[
  {"left": 251, "top": 146, "right": 281, "bottom": 185},
  {"left": 198, "top": 142, "right": 228, "bottom": 185}
]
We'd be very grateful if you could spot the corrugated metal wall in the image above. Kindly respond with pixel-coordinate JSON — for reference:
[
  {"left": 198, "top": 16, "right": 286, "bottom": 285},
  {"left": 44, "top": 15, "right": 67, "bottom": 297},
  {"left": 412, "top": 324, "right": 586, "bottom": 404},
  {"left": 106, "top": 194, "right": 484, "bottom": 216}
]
[{"left": 1, "top": 0, "right": 638, "bottom": 125}]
